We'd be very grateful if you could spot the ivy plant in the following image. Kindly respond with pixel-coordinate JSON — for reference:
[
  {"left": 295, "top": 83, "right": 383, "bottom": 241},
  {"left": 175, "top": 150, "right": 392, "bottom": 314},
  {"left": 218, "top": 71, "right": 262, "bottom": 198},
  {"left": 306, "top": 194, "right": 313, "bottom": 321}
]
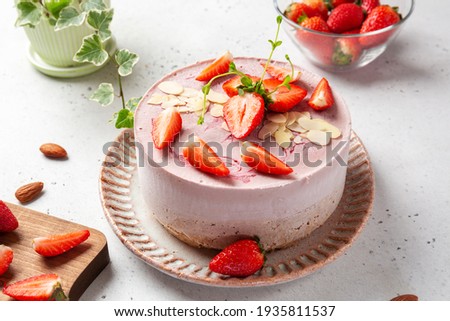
[{"left": 15, "top": 0, "right": 140, "bottom": 129}]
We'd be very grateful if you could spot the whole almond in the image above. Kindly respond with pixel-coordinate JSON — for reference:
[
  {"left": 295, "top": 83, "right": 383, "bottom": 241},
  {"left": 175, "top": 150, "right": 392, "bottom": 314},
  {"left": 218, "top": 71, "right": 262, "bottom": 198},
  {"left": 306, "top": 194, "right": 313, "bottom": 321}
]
[
  {"left": 15, "top": 182, "right": 44, "bottom": 203},
  {"left": 390, "top": 294, "right": 419, "bottom": 301},
  {"left": 39, "top": 143, "right": 67, "bottom": 159}
]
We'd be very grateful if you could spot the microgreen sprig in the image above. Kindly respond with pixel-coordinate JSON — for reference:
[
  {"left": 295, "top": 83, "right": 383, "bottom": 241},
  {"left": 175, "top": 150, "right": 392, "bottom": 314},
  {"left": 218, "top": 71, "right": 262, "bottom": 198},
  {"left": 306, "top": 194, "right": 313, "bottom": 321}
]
[{"left": 197, "top": 15, "right": 293, "bottom": 125}]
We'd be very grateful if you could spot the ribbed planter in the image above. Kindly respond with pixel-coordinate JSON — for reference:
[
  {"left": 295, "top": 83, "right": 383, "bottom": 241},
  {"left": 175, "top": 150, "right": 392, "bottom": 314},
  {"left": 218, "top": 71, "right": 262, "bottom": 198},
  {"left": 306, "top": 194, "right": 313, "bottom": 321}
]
[{"left": 18, "top": 0, "right": 114, "bottom": 77}]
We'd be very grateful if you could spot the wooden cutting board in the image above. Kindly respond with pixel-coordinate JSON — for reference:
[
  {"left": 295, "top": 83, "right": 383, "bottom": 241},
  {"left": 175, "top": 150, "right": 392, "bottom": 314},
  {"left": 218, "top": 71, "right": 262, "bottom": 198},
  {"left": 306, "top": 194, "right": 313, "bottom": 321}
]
[{"left": 0, "top": 202, "right": 109, "bottom": 301}]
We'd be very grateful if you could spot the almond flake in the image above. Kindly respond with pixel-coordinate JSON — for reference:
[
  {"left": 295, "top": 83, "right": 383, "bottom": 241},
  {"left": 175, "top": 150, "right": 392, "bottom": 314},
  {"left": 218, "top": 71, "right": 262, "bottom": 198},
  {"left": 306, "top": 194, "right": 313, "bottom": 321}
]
[
  {"left": 180, "top": 87, "right": 200, "bottom": 97},
  {"left": 176, "top": 106, "right": 192, "bottom": 113},
  {"left": 207, "top": 90, "right": 229, "bottom": 104},
  {"left": 307, "top": 130, "right": 331, "bottom": 146},
  {"left": 258, "top": 121, "right": 281, "bottom": 140},
  {"left": 158, "top": 81, "right": 184, "bottom": 95},
  {"left": 314, "top": 119, "right": 342, "bottom": 138},
  {"left": 267, "top": 113, "right": 287, "bottom": 124},
  {"left": 147, "top": 93, "right": 165, "bottom": 105},
  {"left": 186, "top": 97, "right": 207, "bottom": 111},
  {"left": 274, "top": 128, "right": 293, "bottom": 148},
  {"left": 298, "top": 118, "right": 327, "bottom": 131},
  {"left": 286, "top": 112, "right": 298, "bottom": 126},
  {"left": 221, "top": 122, "right": 230, "bottom": 132},
  {"left": 287, "top": 122, "right": 308, "bottom": 133},
  {"left": 210, "top": 104, "right": 224, "bottom": 117},
  {"left": 293, "top": 135, "right": 303, "bottom": 144}
]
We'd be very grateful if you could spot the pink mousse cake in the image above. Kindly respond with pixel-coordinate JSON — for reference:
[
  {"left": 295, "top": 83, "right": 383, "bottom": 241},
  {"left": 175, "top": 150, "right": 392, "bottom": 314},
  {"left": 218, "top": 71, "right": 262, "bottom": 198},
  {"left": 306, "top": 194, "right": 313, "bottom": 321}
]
[{"left": 134, "top": 57, "right": 351, "bottom": 250}]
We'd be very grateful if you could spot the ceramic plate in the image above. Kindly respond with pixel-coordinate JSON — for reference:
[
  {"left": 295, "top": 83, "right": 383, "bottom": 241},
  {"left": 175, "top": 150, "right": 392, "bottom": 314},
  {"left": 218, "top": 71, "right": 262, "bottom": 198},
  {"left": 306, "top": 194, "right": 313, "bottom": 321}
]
[{"left": 100, "top": 129, "right": 374, "bottom": 287}]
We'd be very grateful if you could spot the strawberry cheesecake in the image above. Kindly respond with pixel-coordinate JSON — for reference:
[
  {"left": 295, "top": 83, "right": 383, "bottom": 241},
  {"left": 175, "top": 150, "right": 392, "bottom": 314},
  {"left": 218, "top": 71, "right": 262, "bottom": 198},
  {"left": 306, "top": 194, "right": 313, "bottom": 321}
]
[{"left": 134, "top": 55, "right": 351, "bottom": 250}]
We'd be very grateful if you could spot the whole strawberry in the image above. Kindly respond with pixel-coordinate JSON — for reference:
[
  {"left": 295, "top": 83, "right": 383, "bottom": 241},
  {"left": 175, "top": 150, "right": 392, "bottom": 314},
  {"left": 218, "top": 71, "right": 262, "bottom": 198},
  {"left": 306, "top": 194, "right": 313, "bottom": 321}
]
[
  {"left": 299, "top": 15, "right": 330, "bottom": 32},
  {"left": 209, "top": 239, "right": 265, "bottom": 277},
  {"left": 0, "top": 201, "right": 19, "bottom": 232},
  {"left": 327, "top": 3, "right": 364, "bottom": 33},
  {"left": 361, "top": 0, "right": 380, "bottom": 15},
  {"left": 296, "top": 16, "right": 334, "bottom": 64},
  {"left": 329, "top": 0, "right": 355, "bottom": 9},
  {"left": 360, "top": 5, "right": 401, "bottom": 33},
  {"left": 284, "top": 2, "right": 316, "bottom": 23},
  {"left": 360, "top": 5, "right": 401, "bottom": 47},
  {"left": 303, "top": 0, "right": 329, "bottom": 20}
]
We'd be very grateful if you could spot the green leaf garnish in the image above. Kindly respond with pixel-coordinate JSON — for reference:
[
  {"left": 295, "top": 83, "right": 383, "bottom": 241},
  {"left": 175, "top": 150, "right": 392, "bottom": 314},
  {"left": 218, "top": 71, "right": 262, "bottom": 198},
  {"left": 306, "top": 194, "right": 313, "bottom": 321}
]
[
  {"left": 15, "top": 1, "right": 42, "bottom": 28},
  {"left": 81, "top": 0, "right": 107, "bottom": 12},
  {"left": 125, "top": 97, "right": 142, "bottom": 112},
  {"left": 115, "top": 108, "right": 134, "bottom": 129},
  {"left": 90, "top": 83, "right": 114, "bottom": 106},
  {"left": 86, "top": 8, "right": 114, "bottom": 41},
  {"left": 240, "top": 76, "right": 253, "bottom": 87},
  {"left": 55, "top": 6, "right": 86, "bottom": 31},
  {"left": 74, "top": 34, "right": 108, "bottom": 66},
  {"left": 115, "top": 49, "right": 140, "bottom": 77}
]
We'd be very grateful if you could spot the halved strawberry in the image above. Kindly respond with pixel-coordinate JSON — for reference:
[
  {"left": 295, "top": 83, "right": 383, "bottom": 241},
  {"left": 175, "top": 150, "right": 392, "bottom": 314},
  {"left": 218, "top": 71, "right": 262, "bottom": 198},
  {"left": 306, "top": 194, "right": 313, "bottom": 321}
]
[
  {"left": 209, "top": 239, "right": 265, "bottom": 277},
  {"left": 152, "top": 107, "right": 182, "bottom": 150},
  {"left": 182, "top": 136, "right": 230, "bottom": 177},
  {"left": 0, "top": 200, "right": 19, "bottom": 232},
  {"left": 223, "top": 92, "right": 265, "bottom": 139},
  {"left": 32, "top": 229, "right": 90, "bottom": 257},
  {"left": 2, "top": 273, "right": 67, "bottom": 301},
  {"left": 222, "top": 75, "right": 260, "bottom": 97},
  {"left": 195, "top": 51, "right": 233, "bottom": 82},
  {"left": 0, "top": 245, "right": 13, "bottom": 276},
  {"left": 308, "top": 77, "right": 334, "bottom": 111},
  {"left": 241, "top": 141, "right": 293, "bottom": 175},
  {"left": 263, "top": 78, "right": 307, "bottom": 112},
  {"left": 261, "top": 62, "right": 301, "bottom": 83}
]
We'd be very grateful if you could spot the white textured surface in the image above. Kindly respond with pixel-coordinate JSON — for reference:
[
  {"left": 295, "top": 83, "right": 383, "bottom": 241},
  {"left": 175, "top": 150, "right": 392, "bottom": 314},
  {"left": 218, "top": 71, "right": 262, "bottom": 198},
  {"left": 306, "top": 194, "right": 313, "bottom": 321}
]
[{"left": 0, "top": 0, "right": 449, "bottom": 300}]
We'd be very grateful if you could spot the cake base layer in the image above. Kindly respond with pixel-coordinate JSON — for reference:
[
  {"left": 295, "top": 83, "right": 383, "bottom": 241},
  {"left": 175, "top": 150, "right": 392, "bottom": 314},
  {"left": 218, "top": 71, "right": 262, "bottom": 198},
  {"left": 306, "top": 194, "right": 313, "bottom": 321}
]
[{"left": 152, "top": 186, "right": 345, "bottom": 250}]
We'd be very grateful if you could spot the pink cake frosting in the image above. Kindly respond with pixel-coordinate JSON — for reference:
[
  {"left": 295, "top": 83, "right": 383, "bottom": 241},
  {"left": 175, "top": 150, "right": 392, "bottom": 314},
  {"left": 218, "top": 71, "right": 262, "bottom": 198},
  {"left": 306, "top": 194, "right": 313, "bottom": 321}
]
[{"left": 134, "top": 57, "right": 351, "bottom": 250}]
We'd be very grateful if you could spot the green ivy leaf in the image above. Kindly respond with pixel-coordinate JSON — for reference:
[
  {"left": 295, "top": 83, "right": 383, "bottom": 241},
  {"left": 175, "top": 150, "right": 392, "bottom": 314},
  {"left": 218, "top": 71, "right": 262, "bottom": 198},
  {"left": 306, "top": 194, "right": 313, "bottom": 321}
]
[
  {"left": 115, "top": 109, "right": 134, "bottom": 129},
  {"left": 81, "top": 0, "right": 107, "bottom": 12},
  {"left": 115, "top": 49, "right": 139, "bottom": 77},
  {"left": 126, "top": 97, "right": 142, "bottom": 112},
  {"left": 74, "top": 34, "right": 108, "bottom": 66},
  {"left": 15, "top": 1, "right": 42, "bottom": 28},
  {"left": 90, "top": 83, "right": 114, "bottom": 106},
  {"left": 87, "top": 8, "right": 114, "bottom": 41},
  {"left": 55, "top": 6, "right": 86, "bottom": 31}
]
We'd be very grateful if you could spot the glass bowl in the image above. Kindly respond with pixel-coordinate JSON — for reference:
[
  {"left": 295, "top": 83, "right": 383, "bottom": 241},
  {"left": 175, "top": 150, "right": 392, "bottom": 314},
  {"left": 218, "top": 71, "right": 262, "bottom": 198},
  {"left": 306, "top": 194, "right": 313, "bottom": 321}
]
[{"left": 274, "top": 0, "right": 415, "bottom": 71}]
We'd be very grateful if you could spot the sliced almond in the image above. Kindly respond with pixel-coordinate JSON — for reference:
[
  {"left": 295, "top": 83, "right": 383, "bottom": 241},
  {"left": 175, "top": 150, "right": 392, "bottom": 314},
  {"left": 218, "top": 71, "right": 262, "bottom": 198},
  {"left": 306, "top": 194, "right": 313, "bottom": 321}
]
[
  {"left": 298, "top": 118, "right": 327, "bottom": 131},
  {"left": 314, "top": 119, "right": 342, "bottom": 138},
  {"left": 306, "top": 130, "right": 331, "bottom": 146},
  {"left": 274, "top": 128, "right": 293, "bottom": 149},
  {"left": 210, "top": 104, "right": 224, "bottom": 117},
  {"left": 293, "top": 135, "right": 303, "bottom": 144},
  {"left": 186, "top": 97, "right": 207, "bottom": 112},
  {"left": 206, "top": 90, "right": 229, "bottom": 104},
  {"left": 286, "top": 112, "right": 298, "bottom": 126},
  {"left": 221, "top": 121, "right": 230, "bottom": 132},
  {"left": 266, "top": 113, "right": 287, "bottom": 124},
  {"left": 287, "top": 122, "right": 308, "bottom": 133},
  {"left": 176, "top": 106, "right": 192, "bottom": 113},
  {"left": 258, "top": 121, "right": 281, "bottom": 140},
  {"left": 157, "top": 81, "right": 184, "bottom": 95},
  {"left": 147, "top": 93, "right": 165, "bottom": 105},
  {"left": 180, "top": 87, "right": 200, "bottom": 98}
]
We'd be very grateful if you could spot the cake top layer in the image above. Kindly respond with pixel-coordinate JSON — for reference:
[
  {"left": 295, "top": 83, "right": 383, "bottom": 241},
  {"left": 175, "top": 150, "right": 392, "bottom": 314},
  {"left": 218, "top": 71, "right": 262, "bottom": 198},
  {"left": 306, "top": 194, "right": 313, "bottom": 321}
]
[{"left": 134, "top": 57, "right": 351, "bottom": 189}]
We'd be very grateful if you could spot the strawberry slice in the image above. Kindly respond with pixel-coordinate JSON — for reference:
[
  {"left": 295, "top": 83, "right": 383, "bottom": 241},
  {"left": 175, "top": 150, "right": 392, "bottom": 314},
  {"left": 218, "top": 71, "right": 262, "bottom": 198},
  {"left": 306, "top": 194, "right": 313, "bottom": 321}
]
[
  {"left": 195, "top": 51, "right": 233, "bottom": 82},
  {"left": 263, "top": 78, "right": 307, "bottom": 112},
  {"left": 209, "top": 239, "right": 265, "bottom": 277},
  {"left": 223, "top": 92, "right": 265, "bottom": 139},
  {"left": 0, "top": 200, "right": 19, "bottom": 232},
  {"left": 152, "top": 107, "right": 182, "bottom": 150},
  {"left": 241, "top": 141, "right": 293, "bottom": 175},
  {"left": 182, "top": 136, "right": 230, "bottom": 177},
  {"left": 222, "top": 75, "right": 259, "bottom": 97},
  {"left": 308, "top": 77, "right": 334, "bottom": 111},
  {"left": 32, "top": 229, "right": 90, "bottom": 257},
  {"left": 260, "top": 62, "right": 301, "bottom": 83},
  {"left": 2, "top": 273, "right": 67, "bottom": 301},
  {"left": 0, "top": 245, "right": 13, "bottom": 276}
]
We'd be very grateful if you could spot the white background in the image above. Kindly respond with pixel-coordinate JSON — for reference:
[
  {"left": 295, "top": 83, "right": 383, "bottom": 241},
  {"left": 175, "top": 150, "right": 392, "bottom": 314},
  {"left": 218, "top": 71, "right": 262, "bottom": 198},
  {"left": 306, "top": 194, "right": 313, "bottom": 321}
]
[{"left": 0, "top": 0, "right": 449, "bottom": 300}]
